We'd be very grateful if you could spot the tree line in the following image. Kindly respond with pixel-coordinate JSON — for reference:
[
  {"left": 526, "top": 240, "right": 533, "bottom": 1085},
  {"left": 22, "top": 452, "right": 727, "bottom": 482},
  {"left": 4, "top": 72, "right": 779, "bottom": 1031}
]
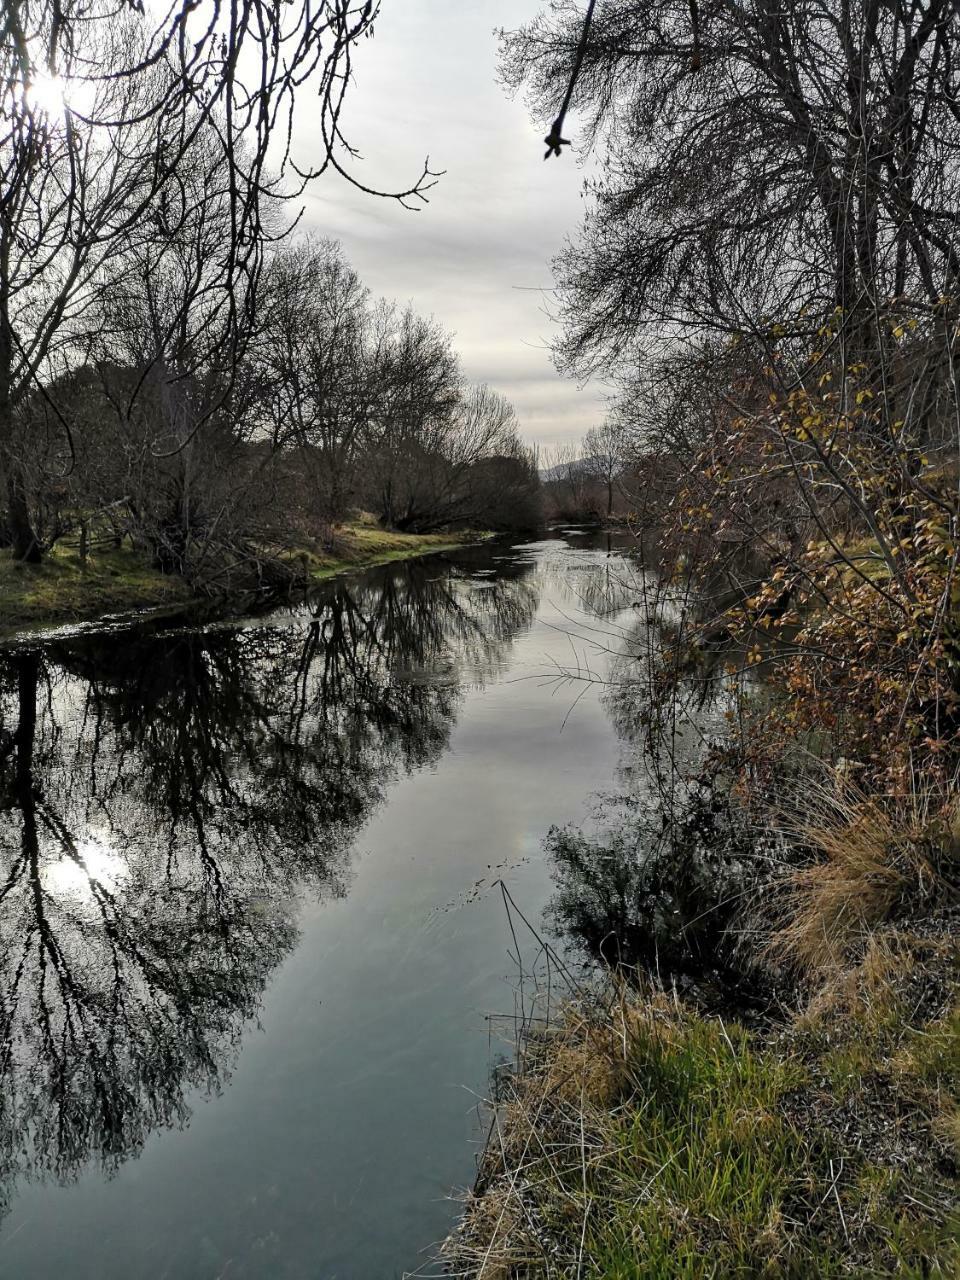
[
  {"left": 13, "top": 233, "right": 540, "bottom": 589},
  {"left": 503, "top": 0, "right": 960, "bottom": 788},
  {"left": 539, "top": 420, "right": 628, "bottom": 522},
  {"left": 1, "top": 1, "right": 539, "bottom": 591}
]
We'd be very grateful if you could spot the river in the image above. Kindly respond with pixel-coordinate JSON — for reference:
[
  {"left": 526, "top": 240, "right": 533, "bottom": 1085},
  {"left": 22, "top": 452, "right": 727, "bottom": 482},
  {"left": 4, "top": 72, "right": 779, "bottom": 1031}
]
[{"left": 0, "top": 529, "right": 647, "bottom": 1279}]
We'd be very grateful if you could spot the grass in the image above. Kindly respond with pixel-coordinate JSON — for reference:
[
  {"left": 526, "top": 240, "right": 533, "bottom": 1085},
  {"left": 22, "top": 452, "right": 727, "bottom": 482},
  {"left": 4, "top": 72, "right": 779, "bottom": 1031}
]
[
  {"left": 446, "top": 771, "right": 960, "bottom": 1278},
  {"left": 0, "top": 523, "right": 486, "bottom": 637},
  {"left": 445, "top": 975, "right": 960, "bottom": 1278},
  {"left": 290, "top": 523, "right": 485, "bottom": 582},
  {"left": 0, "top": 540, "right": 193, "bottom": 632},
  {"left": 760, "top": 779, "right": 956, "bottom": 980}
]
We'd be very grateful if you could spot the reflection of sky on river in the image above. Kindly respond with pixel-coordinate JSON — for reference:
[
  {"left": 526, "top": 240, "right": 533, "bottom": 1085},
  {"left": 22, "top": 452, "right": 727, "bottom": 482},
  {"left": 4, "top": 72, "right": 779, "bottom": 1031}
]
[
  {"left": 0, "top": 531, "right": 648, "bottom": 1280},
  {"left": 41, "top": 835, "right": 128, "bottom": 901}
]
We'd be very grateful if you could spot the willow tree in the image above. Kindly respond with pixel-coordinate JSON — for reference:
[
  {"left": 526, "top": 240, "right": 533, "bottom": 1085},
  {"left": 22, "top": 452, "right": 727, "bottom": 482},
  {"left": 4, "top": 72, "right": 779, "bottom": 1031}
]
[{"left": 0, "top": 0, "right": 433, "bottom": 561}]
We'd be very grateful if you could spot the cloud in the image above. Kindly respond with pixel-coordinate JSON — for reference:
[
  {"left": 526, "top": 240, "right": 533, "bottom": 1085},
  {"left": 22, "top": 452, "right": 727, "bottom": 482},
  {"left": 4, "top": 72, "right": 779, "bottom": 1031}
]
[{"left": 292, "top": 0, "right": 608, "bottom": 449}]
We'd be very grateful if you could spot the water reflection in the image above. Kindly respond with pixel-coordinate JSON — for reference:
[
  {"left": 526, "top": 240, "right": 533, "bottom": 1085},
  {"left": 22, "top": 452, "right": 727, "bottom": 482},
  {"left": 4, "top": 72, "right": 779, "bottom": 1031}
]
[
  {"left": 545, "top": 784, "right": 756, "bottom": 982},
  {"left": 540, "top": 539, "right": 769, "bottom": 999},
  {"left": 0, "top": 556, "right": 538, "bottom": 1218}
]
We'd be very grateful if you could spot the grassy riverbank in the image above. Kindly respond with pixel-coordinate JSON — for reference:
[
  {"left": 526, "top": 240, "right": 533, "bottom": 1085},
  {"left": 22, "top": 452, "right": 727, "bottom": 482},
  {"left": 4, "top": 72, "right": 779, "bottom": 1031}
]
[
  {"left": 447, "top": 951, "right": 959, "bottom": 1277},
  {"left": 285, "top": 524, "right": 481, "bottom": 581},
  {"left": 0, "top": 523, "right": 481, "bottom": 636},
  {"left": 446, "top": 951, "right": 959, "bottom": 1278},
  {"left": 446, "top": 785, "right": 960, "bottom": 1278}
]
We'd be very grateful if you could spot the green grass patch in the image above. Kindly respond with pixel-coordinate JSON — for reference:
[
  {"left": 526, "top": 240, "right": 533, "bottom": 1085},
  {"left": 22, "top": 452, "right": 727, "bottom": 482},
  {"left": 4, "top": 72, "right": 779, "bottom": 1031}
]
[
  {"left": 0, "top": 541, "right": 193, "bottom": 633},
  {"left": 0, "top": 524, "right": 490, "bottom": 637},
  {"left": 303, "top": 525, "right": 488, "bottom": 581},
  {"left": 445, "top": 975, "right": 960, "bottom": 1278},
  {"left": 584, "top": 1017, "right": 825, "bottom": 1277}
]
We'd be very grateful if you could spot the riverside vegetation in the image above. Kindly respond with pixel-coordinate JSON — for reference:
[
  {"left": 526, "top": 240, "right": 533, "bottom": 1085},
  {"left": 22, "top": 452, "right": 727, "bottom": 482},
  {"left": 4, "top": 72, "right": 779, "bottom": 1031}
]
[
  {"left": 442, "top": 4, "right": 960, "bottom": 1276},
  {"left": 0, "top": 518, "right": 484, "bottom": 635},
  {"left": 444, "top": 778, "right": 960, "bottom": 1277},
  {"left": 0, "top": 227, "right": 542, "bottom": 629},
  {"left": 0, "top": 2, "right": 540, "bottom": 616}
]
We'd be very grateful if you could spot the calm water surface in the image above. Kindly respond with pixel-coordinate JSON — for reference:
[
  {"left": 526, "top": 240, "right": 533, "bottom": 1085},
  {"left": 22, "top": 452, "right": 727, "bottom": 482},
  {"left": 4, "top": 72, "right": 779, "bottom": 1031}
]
[{"left": 0, "top": 531, "right": 640, "bottom": 1279}]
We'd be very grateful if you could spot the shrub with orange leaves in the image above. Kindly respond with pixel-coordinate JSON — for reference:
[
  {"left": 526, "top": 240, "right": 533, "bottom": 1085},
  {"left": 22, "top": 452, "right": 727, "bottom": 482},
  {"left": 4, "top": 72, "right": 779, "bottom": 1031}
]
[{"left": 654, "top": 320, "right": 960, "bottom": 793}]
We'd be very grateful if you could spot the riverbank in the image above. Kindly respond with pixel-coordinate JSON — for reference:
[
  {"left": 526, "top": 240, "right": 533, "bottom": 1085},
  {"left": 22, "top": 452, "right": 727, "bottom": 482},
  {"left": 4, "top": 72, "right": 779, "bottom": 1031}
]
[
  {"left": 447, "top": 913, "right": 960, "bottom": 1277},
  {"left": 445, "top": 937, "right": 959, "bottom": 1277},
  {"left": 0, "top": 523, "right": 483, "bottom": 637},
  {"left": 435, "top": 457, "right": 960, "bottom": 1273},
  {"left": 444, "top": 793, "right": 960, "bottom": 1277}
]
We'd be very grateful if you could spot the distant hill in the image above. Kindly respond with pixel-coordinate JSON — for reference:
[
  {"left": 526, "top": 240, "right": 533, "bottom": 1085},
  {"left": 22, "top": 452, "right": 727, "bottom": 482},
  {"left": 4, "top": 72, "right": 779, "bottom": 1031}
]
[{"left": 539, "top": 456, "right": 604, "bottom": 482}]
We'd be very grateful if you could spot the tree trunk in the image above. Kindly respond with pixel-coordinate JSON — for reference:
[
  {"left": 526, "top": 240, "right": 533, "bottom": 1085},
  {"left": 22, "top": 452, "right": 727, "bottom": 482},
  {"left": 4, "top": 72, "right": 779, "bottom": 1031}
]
[
  {"left": 0, "top": 299, "right": 41, "bottom": 563},
  {"left": 5, "top": 461, "right": 40, "bottom": 563},
  {"left": 14, "top": 651, "right": 39, "bottom": 811}
]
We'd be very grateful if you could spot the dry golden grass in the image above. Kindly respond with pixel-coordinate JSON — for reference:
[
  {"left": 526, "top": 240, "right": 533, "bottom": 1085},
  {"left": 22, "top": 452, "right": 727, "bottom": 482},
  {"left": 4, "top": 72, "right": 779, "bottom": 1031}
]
[{"left": 762, "top": 775, "right": 953, "bottom": 979}]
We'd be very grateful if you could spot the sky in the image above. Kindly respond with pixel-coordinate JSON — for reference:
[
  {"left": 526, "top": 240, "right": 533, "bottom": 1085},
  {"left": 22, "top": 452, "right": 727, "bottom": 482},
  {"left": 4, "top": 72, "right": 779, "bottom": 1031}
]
[{"left": 294, "top": 0, "right": 608, "bottom": 453}]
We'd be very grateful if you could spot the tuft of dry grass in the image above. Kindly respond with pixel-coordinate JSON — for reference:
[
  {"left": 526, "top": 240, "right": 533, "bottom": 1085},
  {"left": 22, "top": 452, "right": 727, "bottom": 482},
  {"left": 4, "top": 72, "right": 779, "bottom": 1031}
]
[{"left": 761, "top": 776, "right": 957, "bottom": 980}]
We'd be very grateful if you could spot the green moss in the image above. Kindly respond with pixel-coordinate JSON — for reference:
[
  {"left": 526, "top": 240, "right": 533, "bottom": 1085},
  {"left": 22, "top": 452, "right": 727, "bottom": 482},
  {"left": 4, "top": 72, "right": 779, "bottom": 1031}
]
[{"left": 835, "top": 535, "right": 896, "bottom": 585}]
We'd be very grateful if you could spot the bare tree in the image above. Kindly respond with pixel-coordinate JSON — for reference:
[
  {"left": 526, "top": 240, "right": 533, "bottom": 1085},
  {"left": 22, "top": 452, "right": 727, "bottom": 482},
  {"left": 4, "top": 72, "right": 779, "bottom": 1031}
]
[
  {"left": 1, "top": 0, "right": 435, "bottom": 560},
  {"left": 503, "top": 4, "right": 960, "bottom": 787},
  {"left": 540, "top": 441, "right": 595, "bottom": 521},
  {"left": 258, "top": 239, "right": 379, "bottom": 524},
  {"left": 365, "top": 368, "right": 535, "bottom": 533},
  {"left": 583, "top": 419, "right": 623, "bottom": 517},
  {"left": 501, "top": 2, "right": 960, "bottom": 377}
]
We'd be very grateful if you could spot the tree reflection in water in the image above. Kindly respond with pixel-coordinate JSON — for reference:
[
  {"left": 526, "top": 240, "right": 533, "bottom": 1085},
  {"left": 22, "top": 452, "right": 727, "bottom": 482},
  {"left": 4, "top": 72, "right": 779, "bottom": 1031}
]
[
  {"left": 0, "top": 556, "right": 538, "bottom": 1218},
  {"left": 541, "top": 548, "right": 772, "bottom": 1000}
]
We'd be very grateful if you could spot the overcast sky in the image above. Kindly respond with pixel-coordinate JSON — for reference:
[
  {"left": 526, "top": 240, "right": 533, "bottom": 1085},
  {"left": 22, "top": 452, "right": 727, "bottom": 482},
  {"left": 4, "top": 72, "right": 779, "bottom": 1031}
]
[{"left": 294, "top": 0, "right": 608, "bottom": 452}]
